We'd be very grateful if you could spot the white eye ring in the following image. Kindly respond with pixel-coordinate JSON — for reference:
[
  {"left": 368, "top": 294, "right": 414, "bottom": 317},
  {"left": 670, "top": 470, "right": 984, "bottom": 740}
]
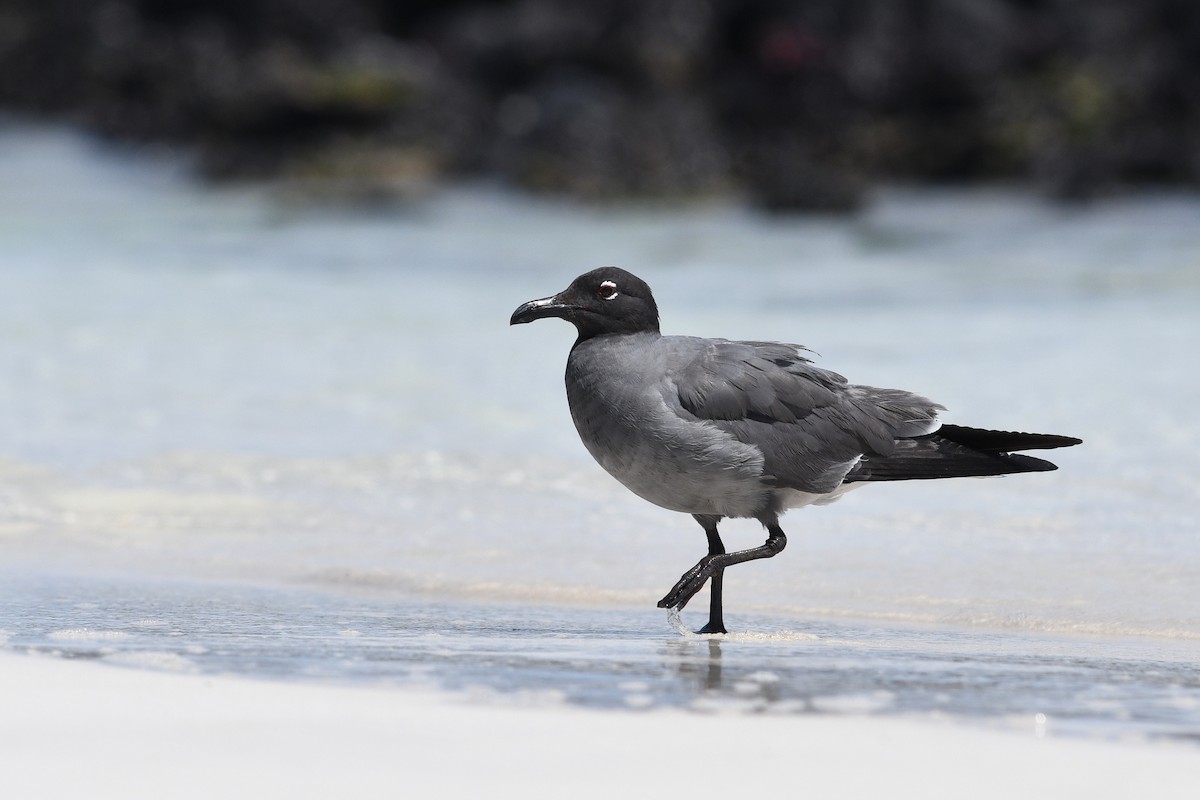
[{"left": 598, "top": 280, "right": 619, "bottom": 301}]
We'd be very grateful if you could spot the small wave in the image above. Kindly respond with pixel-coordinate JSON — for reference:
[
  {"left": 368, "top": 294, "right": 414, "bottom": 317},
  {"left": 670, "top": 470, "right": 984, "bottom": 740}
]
[
  {"left": 103, "top": 650, "right": 195, "bottom": 672},
  {"left": 298, "top": 567, "right": 651, "bottom": 608},
  {"left": 763, "top": 603, "right": 1200, "bottom": 642},
  {"left": 811, "top": 690, "right": 897, "bottom": 714},
  {"left": 46, "top": 628, "right": 130, "bottom": 642},
  {"left": 666, "top": 609, "right": 820, "bottom": 641}
]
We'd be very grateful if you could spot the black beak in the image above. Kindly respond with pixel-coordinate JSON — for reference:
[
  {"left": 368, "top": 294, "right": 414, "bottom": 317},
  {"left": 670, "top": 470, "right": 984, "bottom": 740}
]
[{"left": 510, "top": 294, "right": 573, "bottom": 325}]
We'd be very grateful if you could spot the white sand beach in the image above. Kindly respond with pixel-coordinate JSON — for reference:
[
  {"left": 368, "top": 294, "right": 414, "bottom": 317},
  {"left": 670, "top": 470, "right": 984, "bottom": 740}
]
[{"left": 2, "top": 652, "right": 1196, "bottom": 799}]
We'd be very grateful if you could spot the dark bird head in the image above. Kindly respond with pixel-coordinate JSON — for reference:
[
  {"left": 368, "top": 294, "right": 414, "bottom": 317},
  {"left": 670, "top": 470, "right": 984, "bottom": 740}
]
[{"left": 510, "top": 267, "right": 660, "bottom": 340}]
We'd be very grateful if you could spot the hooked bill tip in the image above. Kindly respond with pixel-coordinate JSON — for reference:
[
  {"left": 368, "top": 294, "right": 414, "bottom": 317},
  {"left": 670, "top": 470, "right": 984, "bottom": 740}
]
[{"left": 510, "top": 296, "right": 566, "bottom": 325}]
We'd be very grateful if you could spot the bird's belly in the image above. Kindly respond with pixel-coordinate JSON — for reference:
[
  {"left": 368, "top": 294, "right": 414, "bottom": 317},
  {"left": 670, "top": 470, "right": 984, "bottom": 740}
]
[
  {"left": 595, "top": 449, "right": 766, "bottom": 517},
  {"left": 568, "top": 395, "right": 770, "bottom": 518},
  {"left": 776, "top": 483, "right": 861, "bottom": 509}
]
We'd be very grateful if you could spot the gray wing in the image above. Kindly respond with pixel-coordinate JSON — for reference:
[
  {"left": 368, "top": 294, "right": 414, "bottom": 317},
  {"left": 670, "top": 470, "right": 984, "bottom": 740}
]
[{"left": 665, "top": 337, "right": 944, "bottom": 493}]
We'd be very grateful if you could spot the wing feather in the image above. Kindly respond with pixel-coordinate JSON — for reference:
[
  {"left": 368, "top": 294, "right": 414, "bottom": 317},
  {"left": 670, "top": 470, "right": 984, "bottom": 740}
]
[{"left": 668, "top": 337, "right": 942, "bottom": 493}]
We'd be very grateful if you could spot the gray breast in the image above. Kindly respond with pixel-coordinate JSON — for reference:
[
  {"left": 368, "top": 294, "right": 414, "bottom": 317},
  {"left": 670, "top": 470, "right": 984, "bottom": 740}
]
[{"left": 565, "top": 334, "right": 771, "bottom": 518}]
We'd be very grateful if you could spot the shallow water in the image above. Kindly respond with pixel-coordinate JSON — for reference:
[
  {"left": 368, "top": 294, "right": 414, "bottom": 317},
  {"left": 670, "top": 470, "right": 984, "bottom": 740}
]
[
  {"left": 2, "top": 123, "right": 1199, "bottom": 742},
  {"left": 4, "top": 571, "right": 1199, "bottom": 743}
]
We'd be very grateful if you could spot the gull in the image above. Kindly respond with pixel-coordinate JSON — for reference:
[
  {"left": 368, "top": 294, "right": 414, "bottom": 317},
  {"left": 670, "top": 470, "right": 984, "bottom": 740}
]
[{"left": 511, "top": 267, "right": 1081, "bottom": 633}]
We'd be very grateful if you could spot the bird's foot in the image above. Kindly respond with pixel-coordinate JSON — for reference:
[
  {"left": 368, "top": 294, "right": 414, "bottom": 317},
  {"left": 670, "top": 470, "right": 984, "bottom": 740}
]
[
  {"left": 695, "top": 620, "right": 727, "bottom": 635},
  {"left": 656, "top": 557, "right": 717, "bottom": 612}
]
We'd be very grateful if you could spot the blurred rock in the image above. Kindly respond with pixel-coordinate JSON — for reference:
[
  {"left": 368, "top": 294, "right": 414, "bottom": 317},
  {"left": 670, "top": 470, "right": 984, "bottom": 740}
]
[{"left": 1, "top": 0, "right": 1198, "bottom": 208}]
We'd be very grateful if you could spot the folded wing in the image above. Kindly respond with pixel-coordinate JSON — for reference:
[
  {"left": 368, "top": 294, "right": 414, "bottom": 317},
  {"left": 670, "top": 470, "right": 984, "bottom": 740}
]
[{"left": 667, "top": 337, "right": 944, "bottom": 493}]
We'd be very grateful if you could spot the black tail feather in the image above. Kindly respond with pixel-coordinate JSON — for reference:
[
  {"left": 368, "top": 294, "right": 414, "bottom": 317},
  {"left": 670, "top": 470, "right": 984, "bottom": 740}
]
[
  {"left": 934, "top": 424, "right": 1082, "bottom": 452},
  {"left": 843, "top": 424, "right": 1080, "bottom": 483}
]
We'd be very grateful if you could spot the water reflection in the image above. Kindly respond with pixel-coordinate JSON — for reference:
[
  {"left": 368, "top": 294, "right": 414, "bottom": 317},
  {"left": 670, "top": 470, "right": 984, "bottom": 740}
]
[{"left": 664, "top": 638, "right": 724, "bottom": 694}]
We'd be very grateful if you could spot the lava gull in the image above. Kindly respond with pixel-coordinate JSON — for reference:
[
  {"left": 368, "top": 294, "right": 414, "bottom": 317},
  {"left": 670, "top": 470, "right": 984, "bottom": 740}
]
[{"left": 510, "top": 267, "right": 1081, "bottom": 634}]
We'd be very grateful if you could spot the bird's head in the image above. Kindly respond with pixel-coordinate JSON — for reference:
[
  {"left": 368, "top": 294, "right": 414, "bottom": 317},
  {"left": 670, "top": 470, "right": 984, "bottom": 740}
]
[{"left": 510, "top": 267, "right": 660, "bottom": 340}]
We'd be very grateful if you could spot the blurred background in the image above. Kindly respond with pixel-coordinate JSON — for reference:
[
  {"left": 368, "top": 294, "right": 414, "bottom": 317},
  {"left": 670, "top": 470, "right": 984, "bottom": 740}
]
[{"left": 3, "top": 0, "right": 1199, "bottom": 207}]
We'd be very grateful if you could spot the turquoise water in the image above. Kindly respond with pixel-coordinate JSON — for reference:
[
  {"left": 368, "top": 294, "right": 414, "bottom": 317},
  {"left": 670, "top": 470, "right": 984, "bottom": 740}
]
[{"left": 1, "top": 123, "right": 1199, "bottom": 741}]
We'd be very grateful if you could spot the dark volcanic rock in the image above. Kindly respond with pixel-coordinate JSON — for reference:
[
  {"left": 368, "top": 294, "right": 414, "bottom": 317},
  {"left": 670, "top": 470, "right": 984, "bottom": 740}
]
[{"left": 2, "top": 0, "right": 1198, "bottom": 207}]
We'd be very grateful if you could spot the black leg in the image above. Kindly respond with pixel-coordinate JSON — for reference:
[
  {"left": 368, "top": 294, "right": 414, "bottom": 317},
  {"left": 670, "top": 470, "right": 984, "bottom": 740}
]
[
  {"left": 658, "top": 522, "right": 787, "bottom": 617},
  {"left": 696, "top": 520, "right": 727, "bottom": 635}
]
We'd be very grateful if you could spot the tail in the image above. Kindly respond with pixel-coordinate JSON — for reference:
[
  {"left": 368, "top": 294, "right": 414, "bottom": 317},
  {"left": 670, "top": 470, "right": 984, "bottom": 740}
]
[{"left": 843, "top": 424, "right": 1082, "bottom": 483}]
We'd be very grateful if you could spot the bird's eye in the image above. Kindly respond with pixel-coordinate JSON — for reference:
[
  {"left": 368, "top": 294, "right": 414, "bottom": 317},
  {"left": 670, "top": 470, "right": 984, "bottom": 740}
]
[{"left": 597, "top": 280, "right": 619, "bottom": 301}]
